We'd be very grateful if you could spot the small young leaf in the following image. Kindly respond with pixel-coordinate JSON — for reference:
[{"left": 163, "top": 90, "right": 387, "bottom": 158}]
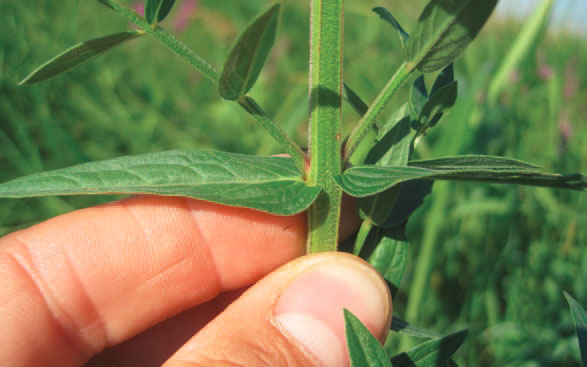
[
  {"left": 0, "top": 150, "right": 320, "bottom": 215},
  {"left": 405, "top": 0, "right": 498, "bottom": 73},
  {"left": 415, "top": 81, "right": 457, "bottom": 131},
  {"left": 389, "top": 329, "right": 468, "bottom": 367},
  {"left": 373, "top": 7, "right": 410, "bottom": 47},
  {"left": 344, "top": 309, "right": 392, "bottom": 367},
  {"left": 145, "top": 0, "right": 176, "bottom": 24},
  {"left": 19, "top": 31, "right": 142, "bottom": 85},
  {"left": 430, "top": 63, "right": 454, "bottom": 96},
  {"left": 409, "top": 76, "right": 428, "bottom": 119},
  {"left": 390, "top": 316, "right": 442, "bottom": 339},
  {"left": 218, "top": 4, "right": 280, "bottom": 101},
  {"left": 335, "top": 156, "right": 586, "bottom": 197},
  {"left": 563, "top": 292, "right": 587, "bottom": 364},
  {"left": 367, "top": 234, "right": 408, "bottom": 297}
]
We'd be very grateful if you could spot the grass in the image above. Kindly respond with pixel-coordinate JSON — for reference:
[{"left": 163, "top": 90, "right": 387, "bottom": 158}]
[{"left": 1, "top": 0, "right": 585, "bottom": 365}]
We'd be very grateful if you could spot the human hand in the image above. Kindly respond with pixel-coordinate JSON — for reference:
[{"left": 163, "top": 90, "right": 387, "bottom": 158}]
[{"left": 0, "top": 195, "right": 391, "bottom": 367}]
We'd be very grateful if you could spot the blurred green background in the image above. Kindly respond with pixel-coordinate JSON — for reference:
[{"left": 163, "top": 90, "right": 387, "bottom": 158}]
[{"left": 1, "top": 0, "right": 585, "bottom": 365}]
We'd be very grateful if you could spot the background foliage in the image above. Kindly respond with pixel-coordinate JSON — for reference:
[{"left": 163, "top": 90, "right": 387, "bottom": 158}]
[{"left": 1, "top": 0, "right": 585, "bottom": 365}]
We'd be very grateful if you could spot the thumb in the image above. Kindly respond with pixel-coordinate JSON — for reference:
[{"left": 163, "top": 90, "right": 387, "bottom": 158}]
[{"left": 164, "top": 252, "right": 392, "bottom": 367}]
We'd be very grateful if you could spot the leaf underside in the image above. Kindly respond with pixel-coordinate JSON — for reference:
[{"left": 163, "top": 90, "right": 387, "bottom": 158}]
[
  {"left": 19, "top": 31, "right": 142, "bottom": 85},
  {"left": 0, "top": 150, "right": 320, "bottom": 215},
  {"left": 218, "top": 4, "right": 280, "bottom": 100},
  {"left": 336, "top": 155, "right": 586, "bottom": 197}
]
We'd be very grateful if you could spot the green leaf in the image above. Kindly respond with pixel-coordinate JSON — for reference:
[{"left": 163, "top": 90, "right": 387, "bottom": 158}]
[
  {"left": 390, "top": 316, "right": 442, "bottom": 339},
  {"left": 367, "top": 234, "right": 408, "bottom": 297},
  {"left": 0, "top": 150, "right": 320, "bottom": 215},
  {"left": 344, "top": 309, "right": 392, "bottom": 367},
  {"left": 415, "top": 81, "right": 457, "bottom": 132},
  {"left": 145, "top": 0, "right": 176, "bottom": 24},
  {"left": 411, "top": 155, "right": 542, "bottom": 170},
  {"left": 218, "top": 3, "right": 280, "bottom": 100},
  {"left": 19, "top": 31, "right": 142, "bottom": 85},
  {"left": 409, "top": 76, "right": 428, "bottom": 119},
  {"left": 335, "top": 155, "right": 586, "bottom": 197},
  {"left": 373, "top": 7, "right": 410, "bottom": 47},
  {"left": 344, "top": 83, "right": 369, "bottom": 117},
  {"left": 360, "top": 114, "right": 413, "bottom": 225},
  {"left": 390, "top": 330, "right": 468, "bottom": 367},
  {"left": 405, "top": 0, "right": 498, "bottom": 73},
  {"left": 381, "top": 180, "right": 433, "bottom": 228},
  {"left": 563, "top": 292, "right": 587, "bottom": 365},
  {"left": 429, "top": 63, "right": 454, "bottom": 96}
]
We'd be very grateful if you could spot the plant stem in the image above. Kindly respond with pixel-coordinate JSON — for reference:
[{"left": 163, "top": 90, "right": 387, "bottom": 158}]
[
  {"left": 353, "top": 219, "right": 372, "bottom": 255},
  {"left": 102, "top": 0, "right": 218, "bottom": 81},
  {"left": 238, "top": 97, "right": 307, "bottom": 174},
  {"left": 307, "top": 0, "right": 343, "bottom": 253},
  {"left": 344, "top": 61, "right": 412, "bottom": 162},
  {"left": 101, "top": 0, "right": 307, "bottom": 174}
]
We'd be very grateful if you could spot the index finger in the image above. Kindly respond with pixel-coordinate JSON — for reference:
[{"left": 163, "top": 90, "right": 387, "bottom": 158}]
[{"left": 0, "top": 195, "right": 306, "bottom": 367}]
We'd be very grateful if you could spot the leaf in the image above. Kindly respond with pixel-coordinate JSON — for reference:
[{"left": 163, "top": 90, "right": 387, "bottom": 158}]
[
  {"left": 218, "top": 3, "right": 280, "bottom": 101},
  {"left": 360, "top": 115, "right": 413, "bottom": 225},
  {"left": 335, "top": 155, "right": 586, "bottom": 197},
  {"left": 344, "top": 309, "right": 392, "bottom": 367},
  {"left": 19, "top": 31, "right": 142, "bottom": 85},
  {"left": 0, "top": 150, "right": 320, "bottom": 215},
  {"left": 390, "top": 316, "right": 442, "bottom": 339},
  {"left": 373, "top": 7, "right": 410, "bottom": 47},
  {"left": 344, "top": 83, "right": 369, "bottom": 117},
  {"left": 367, "top": 234, "right": 408, "bottom": 297},
  {"left": 563, "top": 292, "right": 587, "bottom": 365},
  {"left": 381, "top": 180, "right": 433, "bottom": 228},
  {"left": 405, "top": 0, "right": 498, "bottom": 73},
  {"left": 390, "top": 329, "right": 468, "bottom": 367},
  {"left": 376, "top": 103, "right": 412, "bottom": 144},
  {"left": 415, "top": 81, "right": 457, "bottom": 131},
  {"left": 409, "top": 76, "right": 428, "bottom": 119},
  {"left": 411, "top": 155, "right": 542, "bottom": 170},
  {"left": 430, "top": 63, "right": 454, "bottom": 96},
  {"left": 145, "top": 0, "right": 176, "bottom": 24}
]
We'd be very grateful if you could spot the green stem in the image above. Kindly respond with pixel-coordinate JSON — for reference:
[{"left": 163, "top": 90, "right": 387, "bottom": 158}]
[
  {"left": 102, "top": 0, "right": 218, "bottom": 81},
  {"left": 353, "top": 219, "right": 372, "bottom": 255},
  {"left": 344, "top": 61, "right": 412, "bottom": 162},
  {"left": 101, "top": 0, "right": 307, "bottom": 174},
  {"left": 307, "top": 0, "right": 343, "bottom": 253},
  {"left": 238, "top": 97, "right": 307, "bottom": 175}
]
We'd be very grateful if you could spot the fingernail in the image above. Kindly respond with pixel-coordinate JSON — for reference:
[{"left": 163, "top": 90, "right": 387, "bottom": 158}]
[{"left": 273, "top": 255, "right": 391, "bottom": 367}]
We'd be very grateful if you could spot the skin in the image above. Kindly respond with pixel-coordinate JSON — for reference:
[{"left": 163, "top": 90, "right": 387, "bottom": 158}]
[{"left": 0, "top": 195, "right": 390, "bottom": 367}]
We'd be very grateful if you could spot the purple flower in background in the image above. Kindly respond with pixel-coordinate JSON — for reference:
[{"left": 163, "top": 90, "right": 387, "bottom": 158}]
[
  {"left": 174, "top": 0, "right": 199, "bottom": 32},
  {"left": 132, "top": 2, "right": 145, "bottom": 16}
]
